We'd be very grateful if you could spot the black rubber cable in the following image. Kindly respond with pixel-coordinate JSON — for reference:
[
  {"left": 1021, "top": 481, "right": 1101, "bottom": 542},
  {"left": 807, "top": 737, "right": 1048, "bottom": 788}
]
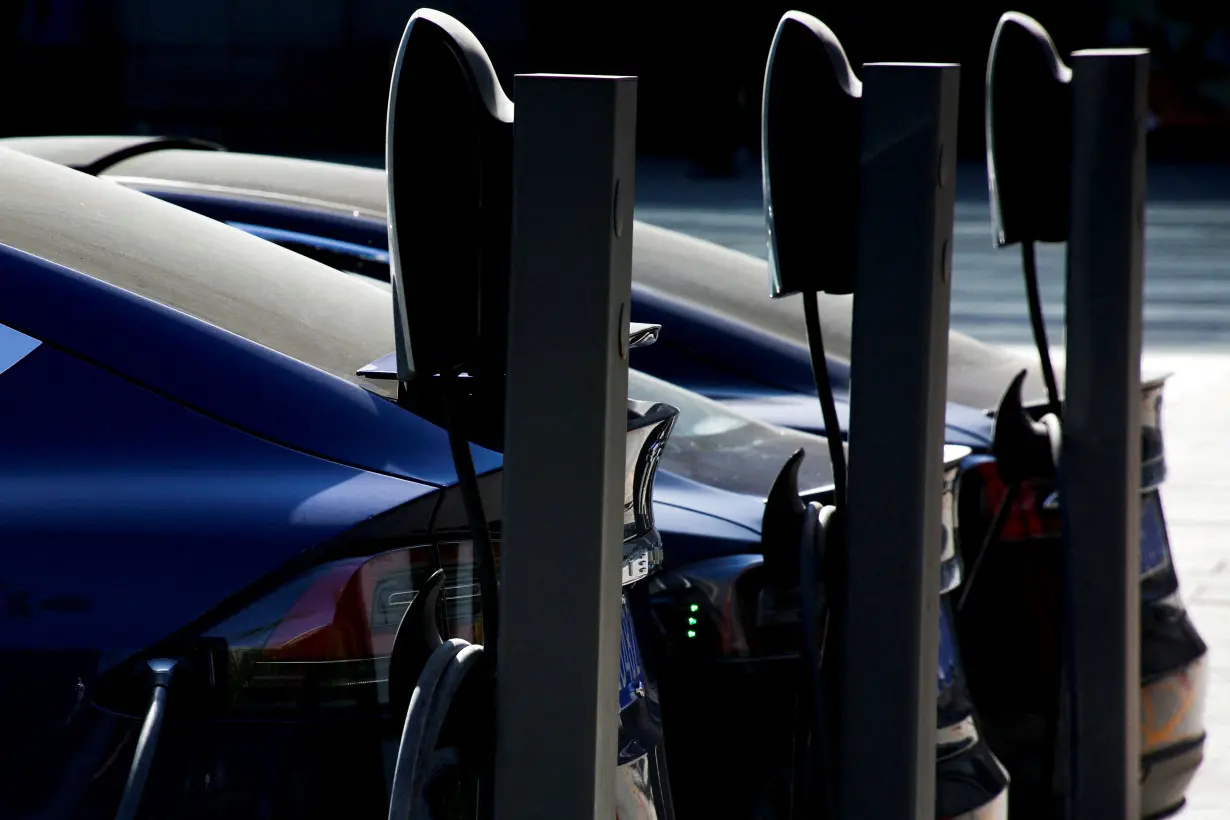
[
  {"left": 114, "top": 659, "right": 177, "bottom": 820},
  {"left": 1056, "top": 478, "right": 1080, "bottom": 820},
  {"left": 388, "top": 638, "right": 470, "bottom": 820},
  {"left": 956, "top": 486, "right": 1015, "bottom": 614},
  {"left": 799, "top": 502, "right": 836, "bottom": 820},
  {"left": 1022, "top": 241, "right": 1062, "bottom": 418},
  {"left": 798, "top": 290, "right": 844, "bottom": 820},
  {"left": 786, "top": 685, "right": 808, "bottom": 820},
  {"left": 1020, "top": 238, "right": 1072, "bottom": 816},
  {"left": 409, "top": 643, "right": 486, "bottom": 811},
  {"left": 802, "top": 292, "right": 847, "bottom": 510},
  {"left": 443, "top": 375, "right": 500, "bottom": 665}
]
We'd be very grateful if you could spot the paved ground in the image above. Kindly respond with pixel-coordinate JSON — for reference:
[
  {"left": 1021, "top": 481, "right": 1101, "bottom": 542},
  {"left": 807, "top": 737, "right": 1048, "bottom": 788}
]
[
  {"left": 1143, "top": 350, "right": 1230, "bottom": 818},
  {"left": 633, "top": 157, "right": 1230, "bottom": 815}
]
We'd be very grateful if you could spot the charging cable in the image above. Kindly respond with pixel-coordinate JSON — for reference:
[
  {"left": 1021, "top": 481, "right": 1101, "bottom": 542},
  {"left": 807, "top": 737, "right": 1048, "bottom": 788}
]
[
  {"left": 388, "top": 638, "right": 487, "bottom": 820},
  {"left": 114, "top": 658, "right": 177, "bottom": 820},
  {"left": 799, "top": 501, "right": 837, "bottom": 820}
]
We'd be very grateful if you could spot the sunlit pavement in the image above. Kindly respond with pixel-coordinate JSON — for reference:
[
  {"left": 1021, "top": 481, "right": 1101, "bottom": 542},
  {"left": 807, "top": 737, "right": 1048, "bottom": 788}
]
[{"left": 634, "top": 157, "right": 1230, "bottom": 814}]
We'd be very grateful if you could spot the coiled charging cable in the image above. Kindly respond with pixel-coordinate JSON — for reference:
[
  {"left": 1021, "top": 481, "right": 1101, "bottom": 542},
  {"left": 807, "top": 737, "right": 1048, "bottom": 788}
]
[{"left": 388, "top": 638, "right": 487, "bottom": 820}]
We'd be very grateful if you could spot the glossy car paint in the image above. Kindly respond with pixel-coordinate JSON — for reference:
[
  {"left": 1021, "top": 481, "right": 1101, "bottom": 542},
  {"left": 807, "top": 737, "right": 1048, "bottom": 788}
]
[
  {"left": 26, "top": 139, "right": 1194, "bottom": 818},
  {"left": 0, "top": 337, "right": 441, "bottom": 814},
  {"left": 0, "top": 135, "right": 1049, "bottom": 407},
  {"left": 0, "top": 139, "right": 1019, "bottom": 812},
  {"left": 0, "top": 140, "right": 1015, "bottom": 815},
  {"left": 0, "top": 147, "right": 680, "bottom": 818}
]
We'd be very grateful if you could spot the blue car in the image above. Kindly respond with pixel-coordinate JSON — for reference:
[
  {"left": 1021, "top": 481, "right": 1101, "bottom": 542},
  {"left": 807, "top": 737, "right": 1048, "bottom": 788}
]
[
  {"left": 0, "top": 136, "right": 1013, "bottom": 819},
  {"left": 0, "top": 140, "right": 688, "bottom": 817},
  {"left": 9, "top": 139, "right": 1196, "bottom": 820},
  {"left": 11, "top": 131, "right": 1190, "bottom": 816}
]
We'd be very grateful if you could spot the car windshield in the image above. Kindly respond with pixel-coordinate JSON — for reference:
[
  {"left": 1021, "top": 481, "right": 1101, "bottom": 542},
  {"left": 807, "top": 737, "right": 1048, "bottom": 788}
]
[
  {"left": 628, "top": 369, "right": 973, "bottom": 500},
  {"left": 628, "top": 368, "right": 838, "bottom": 497},
  {"left": 333, "top": 275, "right": 834, "bottom": 498}
]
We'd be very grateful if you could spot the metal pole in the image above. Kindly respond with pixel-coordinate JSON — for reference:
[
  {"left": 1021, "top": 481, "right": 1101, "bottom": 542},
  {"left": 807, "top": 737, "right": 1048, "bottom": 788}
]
[
  {"left": 1062, "top": 48, "right": 1148, "bottom": 820},
  {"left": 495, "top": 73, "right": 638, "bottom": 820},
  {"left": 839, "top": 62, "right": 959, "bottom": 820}
]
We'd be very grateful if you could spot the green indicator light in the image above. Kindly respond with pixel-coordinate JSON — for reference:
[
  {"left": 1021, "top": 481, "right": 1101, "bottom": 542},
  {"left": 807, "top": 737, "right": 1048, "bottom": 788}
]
[
  {"left": 686, "top": 630, "right": 697, "bottom": 639},
  {"left": 689, "top": 604, "right": 700, "bottom": 613},
  {"left": 687, "top": 617, "right": 698, "bottom": 626}
]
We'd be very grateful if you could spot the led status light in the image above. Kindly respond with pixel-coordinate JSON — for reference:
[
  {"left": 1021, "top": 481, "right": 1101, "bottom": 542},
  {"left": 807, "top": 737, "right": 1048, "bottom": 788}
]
[{"left": 686, "top": 602, "right": 701, "bottom": 639}]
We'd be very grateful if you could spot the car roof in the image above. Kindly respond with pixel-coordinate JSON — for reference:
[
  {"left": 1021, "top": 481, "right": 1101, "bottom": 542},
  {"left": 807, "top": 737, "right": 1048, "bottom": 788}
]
[
  {"left": 0, "top": 136, "right": 1048, "bottom": 409},
  {"left": 0, "top": 145, "right": 507, "bottom": 487},
  {"left": 108, "top": 148, "right": 389, "bottom": 218},
  {"left": 629, "top": 222, "right": 1046, "bottom": 408},
  {"left": 0, "top": 135, "right": 200, "bottom": 172},
  {"left": 0, "top": 144, "right": 393, "bottom": 389}
]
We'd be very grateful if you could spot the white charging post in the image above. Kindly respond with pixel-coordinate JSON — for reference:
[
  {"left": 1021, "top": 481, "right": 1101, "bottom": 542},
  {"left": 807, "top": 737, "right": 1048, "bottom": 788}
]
[{"left": 495, "top": 73, "right": 639, "bottom": 820}]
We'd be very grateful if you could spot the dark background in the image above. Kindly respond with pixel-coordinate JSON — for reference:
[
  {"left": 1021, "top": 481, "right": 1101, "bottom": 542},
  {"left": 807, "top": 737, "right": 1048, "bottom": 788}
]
[{"left": 1, "top": 0, "right": 1226, "bottom": 164}]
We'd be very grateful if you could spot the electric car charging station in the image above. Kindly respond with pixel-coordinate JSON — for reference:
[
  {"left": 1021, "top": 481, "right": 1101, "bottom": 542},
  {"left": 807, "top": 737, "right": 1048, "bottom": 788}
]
[
  {"left": 495, "top": 70, "right": 645, "bottom": 820},
  {"left": 760, "top": 13, "right": 961, "bottom": 817},
  {"left": 0, "top": 5, "right": 1174, "bottom": 819},
  {"left": 374, "top": 6, "right": 1153, "bottom": 819},
  {"left": 984, "top": 15, "right": 1149, "bottom": 817},
  {"left": 378, "top": 12, "right": 674, "bottom": 818}
]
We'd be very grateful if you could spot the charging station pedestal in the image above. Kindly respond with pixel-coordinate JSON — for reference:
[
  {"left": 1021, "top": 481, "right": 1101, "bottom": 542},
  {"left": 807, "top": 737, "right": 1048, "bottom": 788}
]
[
  {"left": 1062, "top": 48, "right": 1149, "bottom": 820},
  {"left": 495, "top": 73, "right": 638, "bottom": 820},
  {"left": 840, "top": 62, "right": 960, "bottom": 820}
]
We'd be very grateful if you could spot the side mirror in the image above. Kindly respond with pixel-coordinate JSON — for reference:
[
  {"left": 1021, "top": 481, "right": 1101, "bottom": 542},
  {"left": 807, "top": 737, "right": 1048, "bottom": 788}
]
[
  {"left": 356, "top": 323, "right": 664, "bottom": 384},
  {"left": 628, "top": 322, "right": 662, "bottom": 350},
  {"left": 761, "top": 11, "right": 863, "bottom": 297},
  {"left": 986, "top": 11, "right": 1073, "bottom": 247}
]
